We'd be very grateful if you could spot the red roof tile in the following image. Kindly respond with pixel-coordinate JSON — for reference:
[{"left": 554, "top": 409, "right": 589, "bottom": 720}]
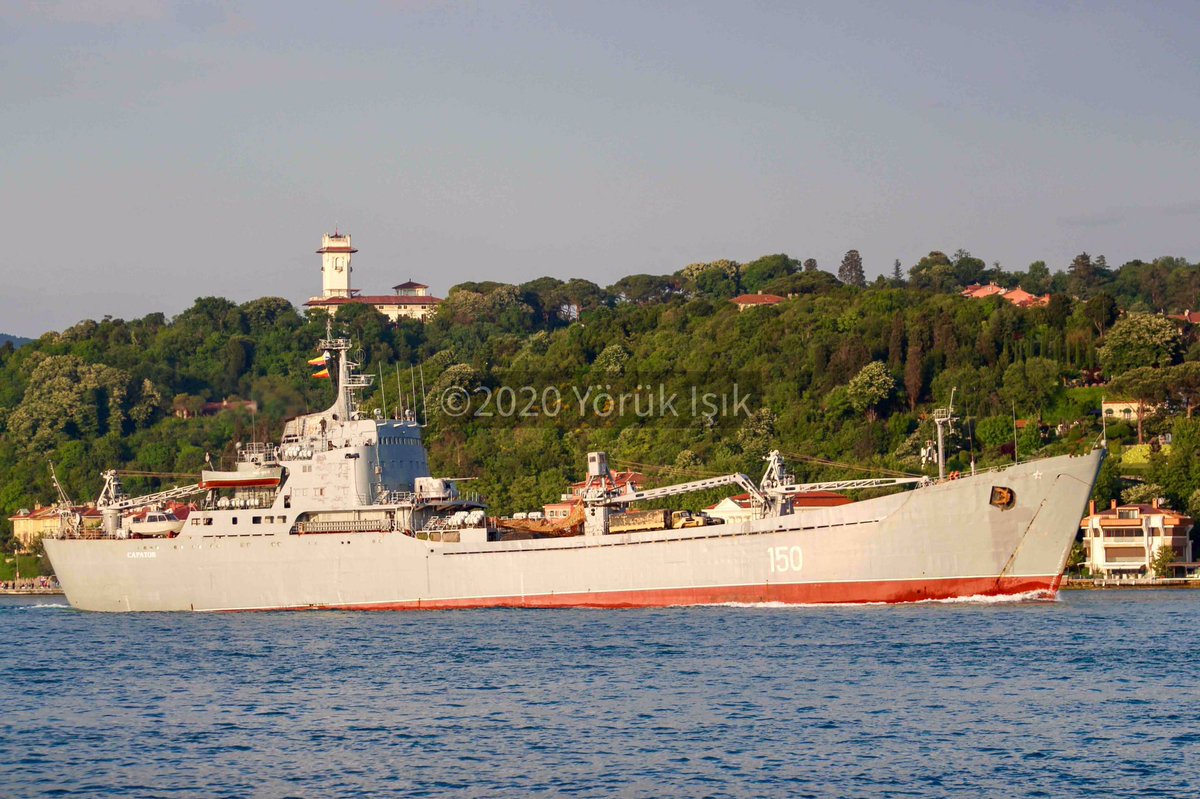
[
  {"left": 305, "top": 295, "right": 442, "bottom": 306},
  {"left": 731, "top": 294, "right": 785, "bottom": 305}
]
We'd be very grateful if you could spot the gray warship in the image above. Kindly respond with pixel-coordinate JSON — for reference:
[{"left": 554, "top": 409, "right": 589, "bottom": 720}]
[{"left": 44, "top": 337, "right": 1104, "bottom": 612}]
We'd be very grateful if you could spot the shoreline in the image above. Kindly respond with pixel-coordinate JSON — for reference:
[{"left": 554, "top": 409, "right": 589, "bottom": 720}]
[
  {"left": 0, "top": 589, "right": 64, "bottom": 596},
  {"left": 1063, "top": 577, "right": 1200, "bottom": 590}
]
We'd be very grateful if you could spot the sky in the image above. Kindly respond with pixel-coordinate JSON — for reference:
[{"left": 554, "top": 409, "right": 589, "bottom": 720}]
[{"left": 1, "top": 1, "right": 1198, "bottom": 337}]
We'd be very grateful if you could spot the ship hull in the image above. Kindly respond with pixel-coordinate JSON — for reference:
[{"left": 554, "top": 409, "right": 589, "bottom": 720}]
[
  {"left": 44, "top": 451, "right": 1102, "bottom": 612},
  {"left": 303, "top": 575, "right": 1062, "bottom": 610}
]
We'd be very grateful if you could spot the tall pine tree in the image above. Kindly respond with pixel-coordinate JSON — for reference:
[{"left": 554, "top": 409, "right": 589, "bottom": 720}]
[{"left": 839, "top": 250, "right": 865, "bottom": 287}]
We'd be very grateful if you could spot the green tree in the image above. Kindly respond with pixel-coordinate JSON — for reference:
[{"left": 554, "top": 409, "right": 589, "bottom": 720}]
[
  {"left": 1097, "top": 313, "right": 1180, "bottom": 377},
  {"left": 593, "top": 344, "right": 630, "bottom": 376},
  {"left": 1169, "top": 361, "right": 1200, "bottom": 417},
  {"left": 1044, "top": 294, "right": 1072, "bottom": 330},
  {"left": 975, "top": 416, "right": 1014, "bottom": 451},
  {"left": 846, "top": 361, "right": 895, "bottom": 422},
  {"left": 1108, "top": 366, "right": 1169, "bottom": 444},
  {"left": 6, "top": 355, "right": 130, "bottom": 449},
  {"left": 1150, "top": 417, "right": 1200, "bottom": 511},
  {"left": 951, "top": 249, "right": 987, "bottom": 286},
  {"left": 904, "top": 342, "right": 924, "bottom": 411},
  {"left": 741, "top": 254, "right": 799, "bottom": 293},
  {"left": 1067, "top": 252, "right": 1113, "bottom": 299},
  {"left": 838, "top": 250, "right": 865, "bottom": 287},
  {"left": 1084, "top": 292, "right": 1119, "bottom": 336},
  {"left": 908, "top": 251, "right": 958, "bottom": 292},
  {"left": 802, "top": 258, "right": 818, "bottom": 273},
  {"left": 1091, "top": 453, "right": 1122, "bottom": 505},
  {"left": 1025, "top": 261, "right": 1051, "bottom": 295},
  {"left": 1121, "top": 482, "right": 1164, "bottom": 505},
  {"left": 1149, "top": 544, "right": 1178, "bottom": 578},
  {"left": 1000, "top": 358, "right": 1061, "bottom": 419},
  {"left": 129, "top": 379, "right": 164, "bottom": 427},
  {"left": 609, "top": 274, "right": 681, "bottom": 304},
  {"left": 1065, "top": 542, "right": 1087, "bottom": 575}
]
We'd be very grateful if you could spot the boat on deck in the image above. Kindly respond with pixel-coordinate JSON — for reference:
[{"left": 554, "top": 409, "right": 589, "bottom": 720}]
[{"left": 127, "top": 510, "right": 185, "bottom": 538}]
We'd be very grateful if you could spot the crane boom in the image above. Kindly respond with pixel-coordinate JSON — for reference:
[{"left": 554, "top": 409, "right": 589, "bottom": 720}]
[
  {"left": 101, "top": 483, "right": 206, "bottom": 512},
  {"left": 768, "top": 476, "right": 926, "bottom": 494},
  {"left": 600, "top": 472, "right": 765, "bottom": 506},
  {"left": 95, "top": 469, "right": 206, "bottom": 512}
]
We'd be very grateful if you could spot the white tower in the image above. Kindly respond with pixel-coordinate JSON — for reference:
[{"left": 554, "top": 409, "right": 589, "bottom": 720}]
[{"left": 317, "top": 231, "right": 357, "bottom": 298}]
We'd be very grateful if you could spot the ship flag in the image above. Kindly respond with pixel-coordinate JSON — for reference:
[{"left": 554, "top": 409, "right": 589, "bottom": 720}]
[
  {"left": 307, "top": 353, "right": 329, "bottom": 366},
  {"left": 311, "top": 367, "right": 331, "bottom": 379}
]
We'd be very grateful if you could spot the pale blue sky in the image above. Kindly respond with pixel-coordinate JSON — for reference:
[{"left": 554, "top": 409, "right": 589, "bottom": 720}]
[{"left": 2, "top": 1, "right": 1198, "bottom": 336}]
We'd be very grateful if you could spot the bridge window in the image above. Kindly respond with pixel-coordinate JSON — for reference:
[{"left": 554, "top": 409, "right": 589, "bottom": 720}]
[{"left": 252, "top": 516, "right": 262, "bottom": 524}]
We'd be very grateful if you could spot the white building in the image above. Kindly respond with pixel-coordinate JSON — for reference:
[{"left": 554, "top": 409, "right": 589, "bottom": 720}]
[
  {"left": 317, "top": 232, "right": 355, "bottom": 298},
  {"left": 1079, "top": 499, "right": 1194, "bottom": 577},
  {"left": 304, "top": 232, "right": 442, "bottom": 322}
]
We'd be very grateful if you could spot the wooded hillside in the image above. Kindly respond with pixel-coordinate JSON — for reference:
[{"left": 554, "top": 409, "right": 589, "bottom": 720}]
[{"left": 3, "top": 249, "right": 1200, "bottom": 551}]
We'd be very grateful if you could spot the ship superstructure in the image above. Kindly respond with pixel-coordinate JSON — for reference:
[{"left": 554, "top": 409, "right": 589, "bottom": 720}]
[{"left": 44, "top": 339, "right": 1104, "bottom": 612}]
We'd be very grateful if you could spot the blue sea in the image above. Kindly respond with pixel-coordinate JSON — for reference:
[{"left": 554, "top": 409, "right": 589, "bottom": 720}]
[{"left": 2, "top": 591, "right": 1198, "bottom": 798}]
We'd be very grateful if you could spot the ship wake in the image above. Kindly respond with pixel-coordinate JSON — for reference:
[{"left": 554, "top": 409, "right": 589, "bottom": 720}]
[{"left": 695, "top": 590, "right": 1059, "bottom": 609}]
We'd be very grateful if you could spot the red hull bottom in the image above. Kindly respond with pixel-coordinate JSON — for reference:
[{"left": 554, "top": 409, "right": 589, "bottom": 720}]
[{"left": 298, "top": 575, "right": 1062, "bottom": 612}]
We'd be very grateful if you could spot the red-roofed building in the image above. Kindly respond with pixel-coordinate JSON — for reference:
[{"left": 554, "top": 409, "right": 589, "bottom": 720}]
[
  {"left": 731, "top": 294, "right": 786, "bottom": 311},
  {"left": 570, "top": 471, "right": 645, "bottom": 498},
  {"left": 305, "top": 293, "right": 443, "bottom": 322},
  {"left": 961, "top": 283, "right": 1007, "bottom": 299},
  {"left": 1001, "top": 287, "right": 1050, "bottom": 308},
  {"left": 8, "top": 504, "right": 103, "bottom": 552},
  {"left": 304, "top": 232, "right": 442, "bottom": 322},
  {"left": 1169, "top": 310, "right": 1200, "bottom": 325},
  {"left": 960, "top": 283, "right": 1050, "bottom": 308}
]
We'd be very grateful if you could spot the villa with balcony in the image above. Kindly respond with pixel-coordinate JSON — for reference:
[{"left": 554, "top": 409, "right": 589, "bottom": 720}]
[{"left": 1079, "top": 499, "right": 1195, "bottom": 577}]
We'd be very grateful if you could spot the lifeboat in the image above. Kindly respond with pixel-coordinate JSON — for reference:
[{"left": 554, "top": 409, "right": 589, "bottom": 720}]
[
  {"left": 128, "top": 511, "right": 185, "bottom": 538},
  {"left": 200, "top": 465, "right": 283, "bottom": 490}
]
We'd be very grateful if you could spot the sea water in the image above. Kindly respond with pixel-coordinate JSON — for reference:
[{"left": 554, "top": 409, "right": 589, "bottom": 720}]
[{"left": 1, "top": 591, "right": 1197, "bottom": 798}]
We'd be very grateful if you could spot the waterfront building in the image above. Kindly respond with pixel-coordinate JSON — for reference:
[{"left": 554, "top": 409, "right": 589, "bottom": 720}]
[
  {"left": 303, "top": 232, "right": 442, "bottom": 322},
  {"left": 8, "top": 504, "right": 102, "bottom": 552},
  {"left": 1079, "top": 499, "right": 1194, "bottom": 577}
]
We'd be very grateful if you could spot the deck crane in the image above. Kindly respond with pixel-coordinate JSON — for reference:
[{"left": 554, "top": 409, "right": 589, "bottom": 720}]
[
  {"left": 48, "top": 462, "right": 83, "bottom": 538},
  {"left": 581, "top": 450, "right": 927, "bottom": 535},
  {"left": 95, "top": 470, "right": 207, "bottom": 537}
]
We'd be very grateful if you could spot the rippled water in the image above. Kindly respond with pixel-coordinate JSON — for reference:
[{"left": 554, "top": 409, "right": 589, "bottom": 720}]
[{"left": 2, "top": 591, "right": 1198, "bottom": 798}]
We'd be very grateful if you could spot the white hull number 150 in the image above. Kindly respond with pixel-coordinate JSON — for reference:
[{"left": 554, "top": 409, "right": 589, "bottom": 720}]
[{"left": 767, "top": 545, "right": 803, "bottom": 574}]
